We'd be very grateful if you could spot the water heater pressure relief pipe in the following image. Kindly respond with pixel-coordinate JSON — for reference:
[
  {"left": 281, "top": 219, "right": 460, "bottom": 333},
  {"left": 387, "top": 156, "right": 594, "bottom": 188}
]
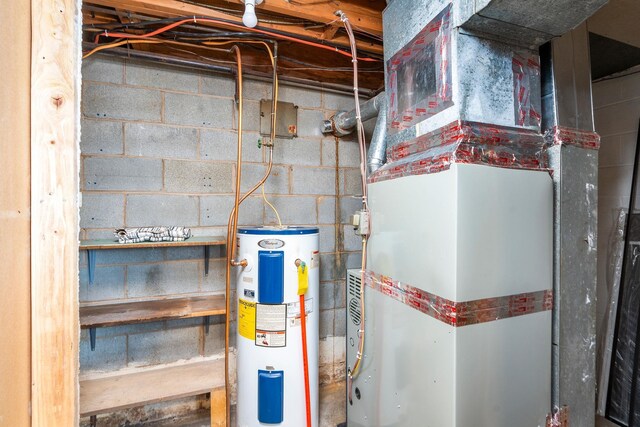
[{"left": 296, "top": 259, "right": 312, "bottom": 427}]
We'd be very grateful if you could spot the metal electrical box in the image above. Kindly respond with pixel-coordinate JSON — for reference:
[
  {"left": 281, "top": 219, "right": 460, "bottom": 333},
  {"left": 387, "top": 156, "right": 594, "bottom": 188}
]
[{"left": 260, "top": 99, "right": 298, "bottom": 139}]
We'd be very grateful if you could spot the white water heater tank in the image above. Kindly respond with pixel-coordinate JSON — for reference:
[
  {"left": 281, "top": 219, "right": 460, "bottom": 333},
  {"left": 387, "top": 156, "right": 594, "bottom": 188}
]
[{"left": 236, "top": 226, "right": 320, "bottom": 427}]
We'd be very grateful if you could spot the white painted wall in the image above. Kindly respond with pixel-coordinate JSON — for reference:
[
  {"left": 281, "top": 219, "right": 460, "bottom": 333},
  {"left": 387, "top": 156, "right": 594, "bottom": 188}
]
[{"left": 594, "top": 71, "right": 640, "bottom": 364}]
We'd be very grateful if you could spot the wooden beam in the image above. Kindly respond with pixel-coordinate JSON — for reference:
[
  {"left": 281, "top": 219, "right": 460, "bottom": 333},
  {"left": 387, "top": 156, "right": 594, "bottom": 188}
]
[
  {"left": 0, "top": 0, "right": 32, "bottom": 425},
  {"left": 85, "top": 0, "right": 383, "bottom": 56},
  {"left": 250, "top": 0, "right": 382, "bottom": 36},
  {"left": 210, "top": 387, "right": 226, "bottom": 427},
  {"left": 31, "top": 0, "right": 80, "bottom": 424}
]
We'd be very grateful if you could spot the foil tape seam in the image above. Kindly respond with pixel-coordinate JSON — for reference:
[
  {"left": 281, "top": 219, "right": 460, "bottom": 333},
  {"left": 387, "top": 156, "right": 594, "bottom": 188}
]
[{"left": 364, "top": 270, "right": 553, "bottom": 327}]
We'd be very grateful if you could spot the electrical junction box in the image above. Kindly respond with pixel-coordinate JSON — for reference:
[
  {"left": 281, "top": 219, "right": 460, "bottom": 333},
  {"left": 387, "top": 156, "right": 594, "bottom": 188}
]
[{"left": 260, "top": 99, "right": 298, "bottom": 139}]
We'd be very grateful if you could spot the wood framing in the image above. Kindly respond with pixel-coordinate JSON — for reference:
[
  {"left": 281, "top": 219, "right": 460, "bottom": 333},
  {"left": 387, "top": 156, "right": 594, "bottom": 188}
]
[
  {"left": 0, "top": 0, "right": 32, "bottom": 425},
  {"left": 31, "top": 0, "right": 81, "bottom": 424}
]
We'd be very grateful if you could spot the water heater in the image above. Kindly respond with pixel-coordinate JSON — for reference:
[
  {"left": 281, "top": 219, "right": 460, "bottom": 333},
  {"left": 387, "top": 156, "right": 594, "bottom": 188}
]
[{"left": 236, "top": 226, "right": 320, "bottom": 427}]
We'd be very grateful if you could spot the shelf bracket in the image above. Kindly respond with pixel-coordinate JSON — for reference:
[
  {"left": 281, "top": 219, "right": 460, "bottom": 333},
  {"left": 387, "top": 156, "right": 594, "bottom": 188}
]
[
  {"left": 88, "top": 249, "right": 96, "bottom": 286},
  {"left": 90, "top": 327, "right": 97, "bottom": 351},
  {"left": 204, "top": 245, "right": 210, "bottom": 276},
  {"left": 90, "top": 415, "right": 97, "bottom": 427},
  {"left": 204, "top": 316, "right": 210, "bottom": 334}
]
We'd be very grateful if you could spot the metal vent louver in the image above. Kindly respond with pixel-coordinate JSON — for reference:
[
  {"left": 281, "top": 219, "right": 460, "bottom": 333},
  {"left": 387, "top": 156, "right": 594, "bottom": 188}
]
[{"left": 347, "top": 270, "right": 362, "bottom": 325}]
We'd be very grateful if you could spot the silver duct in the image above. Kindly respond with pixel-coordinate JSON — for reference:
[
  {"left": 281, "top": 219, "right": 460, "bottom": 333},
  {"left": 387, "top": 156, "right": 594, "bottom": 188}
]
[
  {"left": 367, "top": 94, "right": 388, "bottom": 173},
  {"left": 321, "top": 92, "right": 385, "bottom": 137}
]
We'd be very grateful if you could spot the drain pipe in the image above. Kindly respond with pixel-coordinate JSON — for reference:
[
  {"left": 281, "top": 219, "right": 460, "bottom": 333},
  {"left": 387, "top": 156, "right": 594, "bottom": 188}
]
[{"left": 321, "top": 92, "right": 388, "bottom": 172}]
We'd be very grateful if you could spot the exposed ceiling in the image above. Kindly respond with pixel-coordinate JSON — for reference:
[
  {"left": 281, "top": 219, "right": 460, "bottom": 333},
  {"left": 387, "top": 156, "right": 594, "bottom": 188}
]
[{"left": 82, "top": 0, "right": 386, "bottom": 92}]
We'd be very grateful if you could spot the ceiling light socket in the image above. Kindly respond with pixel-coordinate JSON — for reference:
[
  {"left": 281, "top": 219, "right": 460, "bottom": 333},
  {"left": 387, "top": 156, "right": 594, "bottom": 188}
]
[{"left": 241, "top": 0, "right": 263, "bottom": 28}]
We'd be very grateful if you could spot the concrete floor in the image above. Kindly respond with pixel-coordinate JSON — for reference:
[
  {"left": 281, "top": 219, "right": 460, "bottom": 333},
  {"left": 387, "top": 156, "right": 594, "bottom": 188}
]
[{"left": 596, "top": 415, "right": 620, "bottom": 427}]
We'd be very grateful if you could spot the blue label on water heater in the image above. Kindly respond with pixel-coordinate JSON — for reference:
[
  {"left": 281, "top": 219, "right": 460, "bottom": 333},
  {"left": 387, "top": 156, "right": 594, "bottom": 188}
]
[
  {"left": 258, "top": 251, "right": 284, "bottom": 304},
  {"left": 258, "top": 370, "right": 284, "bottom": 424}
]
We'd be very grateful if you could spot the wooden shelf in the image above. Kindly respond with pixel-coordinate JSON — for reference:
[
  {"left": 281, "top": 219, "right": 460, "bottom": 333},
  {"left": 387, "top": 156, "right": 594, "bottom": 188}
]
[
  {"left": 80, "top": 358, "right": 224, "bottom": 416},
  {"left": 80, "top": 295, "right": 226, "bottom": 329},
  {"left": 80, "top": 235, "right": 226, "bottom": 250}
]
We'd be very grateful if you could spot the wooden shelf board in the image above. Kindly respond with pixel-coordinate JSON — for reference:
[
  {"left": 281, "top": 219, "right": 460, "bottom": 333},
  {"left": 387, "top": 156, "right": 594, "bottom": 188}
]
[
  {"left": 80, "top": 295, "right": 226, "bottom": 328},
  {"left": 80, "top": 235, "right": 226, "bottom": 250},
  {"left": 80, "top": 358, "right": 224, "bottom": 416}
]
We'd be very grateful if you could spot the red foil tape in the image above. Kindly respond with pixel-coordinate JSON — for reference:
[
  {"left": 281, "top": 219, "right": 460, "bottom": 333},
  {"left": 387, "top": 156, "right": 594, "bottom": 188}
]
[
  {"left": 369, "top": 120, "right": 548, "bottom": 184},
  {"left": 364, "top": 270, "right": 553, "bottom": 327},
  {"left": 545, "top": 126, "right": 600, "bottom": 150}
]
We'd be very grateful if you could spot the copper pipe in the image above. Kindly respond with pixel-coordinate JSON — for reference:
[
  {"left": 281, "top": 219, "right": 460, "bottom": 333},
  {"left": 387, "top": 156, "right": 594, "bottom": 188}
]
[{"left": 225, "top": 44, "right": 243, "bottom": 427}]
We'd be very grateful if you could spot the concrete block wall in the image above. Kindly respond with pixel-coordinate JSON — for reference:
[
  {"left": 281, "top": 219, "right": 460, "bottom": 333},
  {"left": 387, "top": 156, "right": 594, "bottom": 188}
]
[
  {"left": 80, "top": 54, "right": 365, "bottom": 423},
  {"left": 593, "top": 70, "right": 640, "bottom": 379}
]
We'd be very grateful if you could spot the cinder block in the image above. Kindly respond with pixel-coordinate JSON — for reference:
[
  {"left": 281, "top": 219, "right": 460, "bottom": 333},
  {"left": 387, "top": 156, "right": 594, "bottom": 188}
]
[
  {"left": 165, "top": 246, "right": 204, "bottom": 261},
  {"left": 341, "top": 251, "right": 362, "bottom": 271},
  {"left": 264, "top": 196, "right": 317, "bottom": 225},
  {"left": 319, "top": 337, "right": 334, "bottom": 366},
  {"left": 333, "top": 335, "right": 346, "bottom": 362},
  {"left": 320, "top": 282, "right": 336, "bottom": 310},
  {"left": 296, "top": 109, "right": 325, "bottom": 138},
  {"left": 203, "top": 323, "right": 226, "bottom": 355},
  {"left": 82, "top": 55, "right": 124, "bottom": 84},
  {"left": 126, "top": 194, "right": 199, "bottom": 227},
  {"left": 340, "top": 196, "right": 361, "bottom": 224},
  {"left": 125, "top": 123, "right": 198, "bottom": 159},
  {"left": 164, "top": 160, "right": 233, "bottom": 194},
  {"left": 318, "top": 225, "right": 336, "bottom": 253},
  {"left": 200, "top": 73, "right": 236, "bottom": 97},
  {"left": 320, "top": 309, "right": 334, "bottom": 339},
  {"left": 80, "top": 193, "right": 124, "bottom": 229},
  {"left": 240, "top": 164, "right": 289, "bottom": 195},
  {"left": 94, "top": 248, "right": 165, "bottom": 266},
  {"left": 320, "top": 253, "right": 339, "bottom": 282},
  {"left": 318, "top": 197, "right": 336, "bottom": 224},
  {"left": 292, "top": 167, "right": 336, "bottom": 195},
  {"left": 342, "top": 225, "right": 362, "bottom": 252},
  {"left": 83, "top": 84, "right": 162, "bottom": 122},
  {"left": 341, "top": 168, "right": 363, "bottom": 196},
  {"left": 84, "top": 157, "right": 163, "bottom": 191},
  {"left": 81, "top": 119, "right": 123, "bottom": 155},
  {"left": 334, "top": 280, "right": 346, "bottom": 309},
  {"left": 242, "top": 79, "right": 271, "bottom": 101},
  {"left": 234, "top": 100, "right": 260, "bottom": 132},
  {"left": 127, "top": 261, "right": 200, "bottom": 297},
  {"left": 202, "top": 259, "right": 226, "bottom": 293},
  {"left": 321, "top": 139, "right": 337, "bottom": 167},
  {"left": 201, "top": 130, "right": 263, "bottom": 163},
  {"left": 338, "top": 140, "right": 362, "bottom": 168},
  {"left": 278, "top": 84, "right": 321, "bottom": 108},
  {"left": 272, "top": 138, "right": 321, "bottom": 166},
  {"left": 80, "top": 333, "right": 127, "bottom": 372},
  {"left": 79, "top": 266, "right": 126, "bottom": 302},
  {"left": 127, "top": 324, "right": 202, "bottom": 366},
  {"left": 200, "top": 195, "right": 263, "bottom": 227},
  {"left": 125, "top": 59, "right": 199, "bottom": 92},
  {"left": 323, "top": 92, "right": 354, "bottom": 112},
  {"left": 334, "top": 308, "right": 346, "bottom": 336},
  {"left": 164, "top": 93, "right": 233, "bottom": 128}
]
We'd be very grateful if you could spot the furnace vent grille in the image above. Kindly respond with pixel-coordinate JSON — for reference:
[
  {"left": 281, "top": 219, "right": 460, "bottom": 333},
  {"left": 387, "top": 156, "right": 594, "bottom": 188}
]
[{"left": 347, "top": 269, "right": 362, "bottom": 326}]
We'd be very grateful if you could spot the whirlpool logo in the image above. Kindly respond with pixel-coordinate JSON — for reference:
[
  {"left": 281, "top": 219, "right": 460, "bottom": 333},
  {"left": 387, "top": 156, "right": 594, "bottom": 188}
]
[{"left": 258, "top": 239, "right": 285, "bottom": 249}]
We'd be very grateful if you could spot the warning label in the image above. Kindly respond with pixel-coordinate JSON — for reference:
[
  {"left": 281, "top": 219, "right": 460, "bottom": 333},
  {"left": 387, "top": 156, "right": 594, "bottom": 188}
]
[
  {"left": 238, "top": 299, "right": 256, "bottom": 340},
  {"left": 310, "top": 251, "right": 319, "bottom": 269},
  {"left": 255, "top": 304, "right": 287, "bottom": 347},
  {"left": 287, "top": 298, "right": 313, "bottom": 327}
]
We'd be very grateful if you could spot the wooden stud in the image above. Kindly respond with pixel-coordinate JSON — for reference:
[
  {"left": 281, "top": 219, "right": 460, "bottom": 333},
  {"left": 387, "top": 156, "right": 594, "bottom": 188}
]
[
  {"left": 210, "top": 387, "right": 226, "bottom": 427},
  {"left": 31, "top": 0, "right": 80, "bottom": 424},
  {"left": 0, "top": 0, "right": 32, "bottom": 425}
]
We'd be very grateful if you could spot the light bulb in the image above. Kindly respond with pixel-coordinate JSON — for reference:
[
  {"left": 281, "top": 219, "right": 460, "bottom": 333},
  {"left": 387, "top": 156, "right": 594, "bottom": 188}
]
[{"left": 242, "top": 0, "right": 258, "bottom": 28}]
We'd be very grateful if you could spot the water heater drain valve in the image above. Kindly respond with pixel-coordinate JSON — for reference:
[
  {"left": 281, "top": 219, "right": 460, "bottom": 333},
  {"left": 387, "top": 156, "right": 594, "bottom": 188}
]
[{"left": 350, "top": 210, "right": 370, "bottom": 236}]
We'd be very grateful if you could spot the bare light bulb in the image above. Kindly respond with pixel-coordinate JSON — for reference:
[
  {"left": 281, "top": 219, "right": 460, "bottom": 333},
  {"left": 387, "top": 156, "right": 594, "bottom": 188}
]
[{"left": 242, "top": 0, "right": 258, "bottom": 28}]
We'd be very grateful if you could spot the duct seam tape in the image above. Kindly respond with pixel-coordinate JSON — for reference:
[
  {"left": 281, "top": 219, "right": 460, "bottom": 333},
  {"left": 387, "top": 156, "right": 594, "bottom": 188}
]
[
  {"left": 369, "top": 120, "right": 549, "bottom": 183},
  {"left": 364, "top": 270, "right": 553, "bottom": 327},
  {"left": 512, "top": 53, "right": 542, "bottom": 128},
  {"left": 544, "top": 126, "right": 601, "bottom": 150},
  {"left": 387, "top": 3, "right": 453, "bottom": 133}
]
